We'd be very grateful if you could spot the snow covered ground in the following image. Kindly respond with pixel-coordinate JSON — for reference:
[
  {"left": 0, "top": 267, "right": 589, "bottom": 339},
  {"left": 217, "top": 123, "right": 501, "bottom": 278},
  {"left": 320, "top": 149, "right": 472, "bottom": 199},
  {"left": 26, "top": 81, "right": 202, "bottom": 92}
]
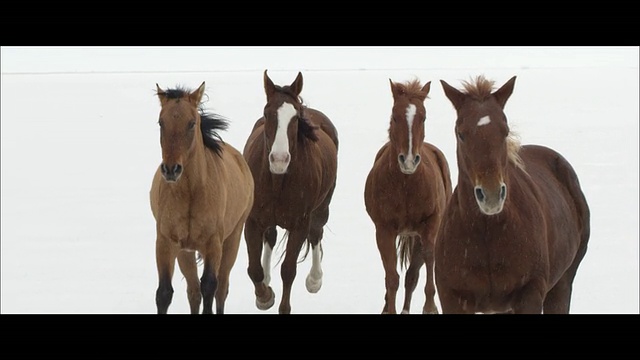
[{"left": 1, "top": 46, "right": 637, "bottom": 314}]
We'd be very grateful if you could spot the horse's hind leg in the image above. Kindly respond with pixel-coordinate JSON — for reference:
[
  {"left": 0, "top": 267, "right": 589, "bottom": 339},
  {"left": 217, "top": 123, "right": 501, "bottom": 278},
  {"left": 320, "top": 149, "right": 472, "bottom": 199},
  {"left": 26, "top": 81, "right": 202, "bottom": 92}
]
[
  {"left": 402, "top": 236, "right": 424, "bottom": 314},
  {"left": 306, "top": 185, "right": 336, "bottom": 293},
  {"left": 199, "top": 238, "right": 223, "bottom": 315},
  {"left": 279, "top": 226, "right": 308, "bottom": 314},
  {"left": 177, "top": 251, "right": 201, "bottom": 314},
  {"left": 245, "top": 218, "right": 275, "bottom": 310},
  {"left": 214, "top": 220, "right": 244, "bottom": 314},
  {"left": 420, "top": 221, "right": 439, "bottom": 314}
]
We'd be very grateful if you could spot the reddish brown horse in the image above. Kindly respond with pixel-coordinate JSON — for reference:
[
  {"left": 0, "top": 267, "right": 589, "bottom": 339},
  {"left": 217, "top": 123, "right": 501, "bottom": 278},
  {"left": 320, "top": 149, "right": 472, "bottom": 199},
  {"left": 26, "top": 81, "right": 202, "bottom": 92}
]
[
  {"left": 365, "top": 79, "right": 452, "bottom": 314},
  {"left": 150, "top": 82, "right": 254, "bottom": 314},
  {"left": 435, "top": 75, "right": 590, "bottom": 314},
  {"left": 242, "top": 70, "right": 339, "bottom": 314}
]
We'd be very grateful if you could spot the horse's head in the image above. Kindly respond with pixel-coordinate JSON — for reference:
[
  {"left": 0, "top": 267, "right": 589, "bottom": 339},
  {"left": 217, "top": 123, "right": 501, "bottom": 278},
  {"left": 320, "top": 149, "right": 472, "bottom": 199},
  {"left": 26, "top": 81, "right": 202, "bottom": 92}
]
[
  {"left": 155, "top": 82, "right": 205, "bottom": 182},
  {"left": 262, "top": 70, "right": 315, "bottom": 174},
  {"left": 389, "top": 79, "right": 431, "bottom": 174},
  {"left": 441, "top": 75, "right": 518, "bottom": 215}
]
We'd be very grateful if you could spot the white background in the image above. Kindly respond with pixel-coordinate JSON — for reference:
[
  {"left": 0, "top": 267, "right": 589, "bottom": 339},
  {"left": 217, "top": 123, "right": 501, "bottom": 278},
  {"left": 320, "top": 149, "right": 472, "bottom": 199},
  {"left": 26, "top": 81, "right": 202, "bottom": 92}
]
[{"left": 1, "top": 46, "right": 637, "bottom": 314}]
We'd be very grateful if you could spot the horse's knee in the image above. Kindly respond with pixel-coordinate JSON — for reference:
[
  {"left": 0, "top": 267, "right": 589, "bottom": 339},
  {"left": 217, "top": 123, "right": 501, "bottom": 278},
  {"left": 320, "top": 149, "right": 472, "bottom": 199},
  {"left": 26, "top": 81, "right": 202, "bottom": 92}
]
[{"left": 385, "top": 273, "right": 400, "bottom": 292}]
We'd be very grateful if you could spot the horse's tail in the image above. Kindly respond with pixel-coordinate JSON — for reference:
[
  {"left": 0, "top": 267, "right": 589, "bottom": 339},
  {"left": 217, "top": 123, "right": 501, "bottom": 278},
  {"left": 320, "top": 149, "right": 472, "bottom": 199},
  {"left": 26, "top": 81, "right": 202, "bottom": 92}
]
[
  {"left": 274, "top": 230, "right": 313, "bottom": 265},
  {"left": 397, "top": 235, "right": 414, "bottom": 271}
]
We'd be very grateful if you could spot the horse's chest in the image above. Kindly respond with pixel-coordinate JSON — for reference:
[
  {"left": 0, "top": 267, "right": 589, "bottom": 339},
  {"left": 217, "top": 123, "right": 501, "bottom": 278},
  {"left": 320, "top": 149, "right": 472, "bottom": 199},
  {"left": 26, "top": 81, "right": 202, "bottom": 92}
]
[
  {"left": 368, "top": 171, "right": 435, "bottom": 221},
  {"left": 156, "top": 195, "right": 216, "bottom": 251},
  {"left": 441, "top": 227, "right": 542, "bottom": 308},
  {"left": 253, "top": 171, "right": 328, "bottom": 228}
]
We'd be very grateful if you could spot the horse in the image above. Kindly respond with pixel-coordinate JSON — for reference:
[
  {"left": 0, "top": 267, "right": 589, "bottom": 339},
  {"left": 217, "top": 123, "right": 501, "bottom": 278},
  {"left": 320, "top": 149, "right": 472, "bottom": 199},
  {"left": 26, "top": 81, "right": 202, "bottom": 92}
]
[
  {"left": 434, "top": 75, "right": 590, "bottom": 314},
  {"left": 150, "top": 82, "right": 254, "bottom": 314},
  {"left": 364, "top": 78, "right": 452, "bottom": 314},
  {"left": 242, "top": 70, "right": 339, "bottom": 314}
]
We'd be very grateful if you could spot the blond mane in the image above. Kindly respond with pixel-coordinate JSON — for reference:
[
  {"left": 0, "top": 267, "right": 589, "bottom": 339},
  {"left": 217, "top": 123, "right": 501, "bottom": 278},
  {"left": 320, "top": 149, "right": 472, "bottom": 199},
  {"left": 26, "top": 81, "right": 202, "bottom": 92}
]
[
  {"left": 396, "top": 78, "right": 430, "bottom": 100},
  {"left": 461, "top": 75, "right": 525, "bottom": 171}
]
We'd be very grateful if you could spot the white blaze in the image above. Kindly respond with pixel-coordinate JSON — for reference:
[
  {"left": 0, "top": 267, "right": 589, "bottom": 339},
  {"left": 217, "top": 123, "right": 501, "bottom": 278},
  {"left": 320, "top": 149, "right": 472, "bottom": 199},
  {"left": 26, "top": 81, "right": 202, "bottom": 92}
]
[
  {"left": 405, "top": 104, "right": 416, "bottom": 157},
  {"left": 477, "top": 115, "right": 491, "bottom": 126},
  {"left": 269, "top": 102, "right": 296, "bottom": 174}
]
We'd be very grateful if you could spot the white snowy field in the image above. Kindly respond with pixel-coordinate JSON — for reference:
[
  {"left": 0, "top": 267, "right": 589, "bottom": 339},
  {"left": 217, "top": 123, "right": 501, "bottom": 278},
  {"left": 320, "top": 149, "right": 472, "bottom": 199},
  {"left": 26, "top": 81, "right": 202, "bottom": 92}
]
[{"left": 1, "top": 46, "right": 638, "bottom": 314}]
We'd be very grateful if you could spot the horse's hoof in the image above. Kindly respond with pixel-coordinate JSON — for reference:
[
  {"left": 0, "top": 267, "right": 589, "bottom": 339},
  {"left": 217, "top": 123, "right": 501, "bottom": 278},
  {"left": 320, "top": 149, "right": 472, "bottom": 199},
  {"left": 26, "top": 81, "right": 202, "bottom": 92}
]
[
  {"left": 401, "top": 309, "right": 410, "bottom": 314},
  {"left": 256, "top": 287, "right": 275, "bottom": 310},
  {"left": 305, "top": 274, "right": 322, "bottom": 293},
  {"left": 422, "top": 308, "right": 439, "bottom": 314}
]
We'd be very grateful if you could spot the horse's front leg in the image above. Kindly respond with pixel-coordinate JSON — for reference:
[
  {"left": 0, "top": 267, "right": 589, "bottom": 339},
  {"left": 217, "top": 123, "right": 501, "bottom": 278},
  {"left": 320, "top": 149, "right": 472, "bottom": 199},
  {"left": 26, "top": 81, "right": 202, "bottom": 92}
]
[
  {"left": 279, "top": 226, "right": 309, "bottom": 314},
  {"left": 375, "top": 225, "right": 399, "bottom": 314},
  {"left": 155, "top": 234, "right": 177, "bottom": 314},
  {"left": 245, "top": 218, "right": 275, "bottom": 310},
  {"left": 200, "top": 237, "right": 222, "bottom": 314}
]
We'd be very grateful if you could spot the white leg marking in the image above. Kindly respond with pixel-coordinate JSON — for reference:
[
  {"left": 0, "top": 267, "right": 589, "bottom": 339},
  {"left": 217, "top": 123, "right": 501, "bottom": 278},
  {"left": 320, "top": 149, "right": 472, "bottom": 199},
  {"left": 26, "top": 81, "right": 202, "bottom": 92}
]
[
  {"left": 305, "top": 244, "right": 323, "bottom": 293},
  {"left": 261, "top": 243, "right": 273, "bottom": 286}
]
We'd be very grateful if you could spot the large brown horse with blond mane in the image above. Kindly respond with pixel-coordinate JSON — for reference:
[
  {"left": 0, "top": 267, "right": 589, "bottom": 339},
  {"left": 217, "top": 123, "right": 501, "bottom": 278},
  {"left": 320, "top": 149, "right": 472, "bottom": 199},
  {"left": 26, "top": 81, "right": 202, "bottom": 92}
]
[
  {"left": 243, "top": 70, "right": 339, "bottom": 314},
  {"left": 365, "top": 78, "right": 452, "bottom": 314},
  {"left": 435, "top": 75, "right": 590, "bottom": 314},
  {"left": 150, "top": 82, "right": 254, "bottom": 314}
]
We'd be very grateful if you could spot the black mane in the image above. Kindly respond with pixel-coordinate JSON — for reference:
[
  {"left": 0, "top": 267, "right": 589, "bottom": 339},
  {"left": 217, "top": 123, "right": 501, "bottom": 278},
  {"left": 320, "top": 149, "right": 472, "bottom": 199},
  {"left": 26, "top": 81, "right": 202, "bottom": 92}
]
[
  {"left": 273, "top": 86, "right": 319, "bottom": 142},
  {"left": 158, "top": 85, "right": 229, "bottom": 156},
  {"left": 200, "top": 110, "right": 229, "bottom": 156}
]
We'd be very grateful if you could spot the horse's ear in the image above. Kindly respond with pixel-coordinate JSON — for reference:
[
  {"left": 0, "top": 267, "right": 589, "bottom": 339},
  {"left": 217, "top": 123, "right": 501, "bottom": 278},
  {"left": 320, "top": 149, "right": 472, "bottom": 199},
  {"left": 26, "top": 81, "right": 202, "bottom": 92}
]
[
  {"left": 290, "top": 71, "right": 303, "bottom": 97},
  {"left": 156, "top": 83, "right": 168, "bottom": 105},
  {"left": 421, "top": 81, "right": 431, "bottom": 100},
  {"left": 493, "top": 76, "right": 516, "bottom": 109},
  {"left": 389, "top": 79, "right": 397, "bottom": 98},
  {"left": 190, "top": 81, "right": 206, "bottom": 105},
  {"left": 264, "top": 69, "right": 275, "bottom": 99},
  {"left": 440, "top": 80, "right": 465, "bottom": 111}
]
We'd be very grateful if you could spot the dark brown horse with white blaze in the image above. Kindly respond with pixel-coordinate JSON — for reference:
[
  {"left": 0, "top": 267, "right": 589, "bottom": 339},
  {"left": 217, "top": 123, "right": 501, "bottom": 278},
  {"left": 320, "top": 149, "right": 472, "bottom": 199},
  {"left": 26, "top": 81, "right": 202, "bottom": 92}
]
[
  {"left": 364, "top": 79, "right": 452, "bottom": 314},
  {"left": 435, "top": 75, "right": 590, "bottom": 314},
  {"left": 150, "top": 82, "right": 254, "bottom": 314},
  {"left": 243, "top": 70, "right": 339, "bottom": 314}
]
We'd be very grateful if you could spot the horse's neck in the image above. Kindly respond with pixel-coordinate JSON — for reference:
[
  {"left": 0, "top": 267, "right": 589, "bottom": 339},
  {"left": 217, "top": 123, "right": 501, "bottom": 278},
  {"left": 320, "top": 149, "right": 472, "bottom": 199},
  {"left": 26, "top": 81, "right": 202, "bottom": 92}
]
[{"left": 182, "top": 142, "right": 213, "bottom": 190}]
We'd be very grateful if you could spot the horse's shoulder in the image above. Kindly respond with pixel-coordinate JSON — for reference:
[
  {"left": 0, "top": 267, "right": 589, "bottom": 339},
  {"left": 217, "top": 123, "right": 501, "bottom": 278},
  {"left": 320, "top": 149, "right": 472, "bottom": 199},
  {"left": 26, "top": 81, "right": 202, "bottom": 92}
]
[{"left": 307, "top": 108, "right": 339, "bottom": 150}]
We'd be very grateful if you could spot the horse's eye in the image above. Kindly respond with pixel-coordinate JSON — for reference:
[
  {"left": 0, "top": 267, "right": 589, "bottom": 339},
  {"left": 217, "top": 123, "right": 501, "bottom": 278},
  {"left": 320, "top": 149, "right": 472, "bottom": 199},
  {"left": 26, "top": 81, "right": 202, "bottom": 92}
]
[
  {"left": 457, "top": 132, "right": 465, "bottom": 142},
  {"left": 188, "top": 121, "right": 196, "bottom": 130},
  {"left": 158, "top": 120, "right": 164, "bottom": 128}
]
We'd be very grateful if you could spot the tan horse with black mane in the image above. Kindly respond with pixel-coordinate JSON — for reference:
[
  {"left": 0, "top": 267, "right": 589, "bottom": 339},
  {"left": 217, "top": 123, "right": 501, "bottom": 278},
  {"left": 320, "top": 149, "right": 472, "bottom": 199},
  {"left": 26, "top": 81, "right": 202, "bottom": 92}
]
[
  {"left": 243, "top": 70, "right": 339, "bottom": 314},
  {"left": 150, "top": 82, "right": 254, "bottom": 314},
  {"left": 435, "top": 75, "right": 590, "bottom": 314},
  {"left": 365, "top": 78, "right": 452, "bottom": 314}
]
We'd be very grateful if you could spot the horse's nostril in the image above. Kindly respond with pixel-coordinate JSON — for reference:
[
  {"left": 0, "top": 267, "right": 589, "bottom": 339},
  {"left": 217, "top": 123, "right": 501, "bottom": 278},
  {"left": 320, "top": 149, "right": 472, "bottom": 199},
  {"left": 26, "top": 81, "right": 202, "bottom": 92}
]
[
  {"left": 174, "top": 164, "right": 182, "bottom": 175},
  {"left": 398, "top": 154, "right": 405, "bottom": 163},
  {"left": 475, "top": 187, "right": 485, "bottom": 202},
  {"left": 414, "top": 154, "right": 421, "bottom": 165},
  {"left": 161, "top": 164, "right": 168, "bottom": 175},
  {"left": 500, "top": 184, "right": 507, "bottom": 200}
]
